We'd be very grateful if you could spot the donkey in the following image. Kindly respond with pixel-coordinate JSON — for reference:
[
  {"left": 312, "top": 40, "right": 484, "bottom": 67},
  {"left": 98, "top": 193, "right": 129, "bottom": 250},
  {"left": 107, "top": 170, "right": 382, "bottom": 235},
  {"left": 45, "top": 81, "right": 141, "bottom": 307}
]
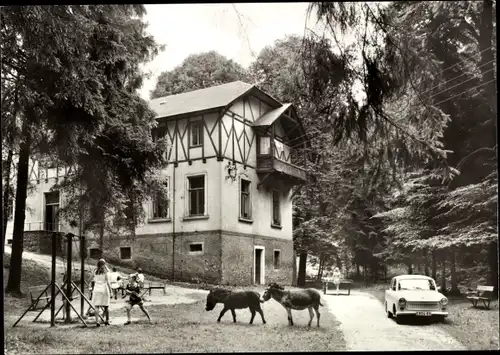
[
  {"left": 205, "top": 288, "right": 266, "bottom": 324},
  {"left": 262, "top": 283, "right": 322, "bottom": 327}
]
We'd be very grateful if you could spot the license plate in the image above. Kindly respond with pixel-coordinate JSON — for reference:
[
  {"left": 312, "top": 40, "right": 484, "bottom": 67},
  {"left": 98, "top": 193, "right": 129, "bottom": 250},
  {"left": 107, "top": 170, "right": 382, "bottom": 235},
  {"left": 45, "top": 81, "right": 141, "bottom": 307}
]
[{"left": 416, "top": 312, "right": 432, "bottom": 316}]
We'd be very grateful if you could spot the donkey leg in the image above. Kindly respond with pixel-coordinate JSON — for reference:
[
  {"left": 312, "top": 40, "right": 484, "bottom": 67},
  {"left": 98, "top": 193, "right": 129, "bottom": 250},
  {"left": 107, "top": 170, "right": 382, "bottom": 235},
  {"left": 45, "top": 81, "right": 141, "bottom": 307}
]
[
  {"left": 286, "top": 308, "right": 293, "bottom": 326},
  {"left": 231, "top": 309, "right": 237, "bottom": 323},
  {"left": 217, "top": 307, "right": 229, "bottom": 322},
  {"left": 307, "top": 306, "right": 314, "bottom": 327},
  {"left": 314, "top": 305, "right": 321, "bottom": 327},
  {"left": 257, "top": 308, "right": 266, "bottom": 324},
  {"left": 249, "top": 309, "right": 256, "bottom": 324}
]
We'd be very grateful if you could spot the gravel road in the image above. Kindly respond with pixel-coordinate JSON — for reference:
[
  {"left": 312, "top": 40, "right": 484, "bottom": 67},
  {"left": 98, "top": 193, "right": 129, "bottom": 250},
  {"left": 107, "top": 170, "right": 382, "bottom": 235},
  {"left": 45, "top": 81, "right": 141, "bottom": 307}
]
[{"left": 323, "top": 290, "right": 466, "bottom": 351}]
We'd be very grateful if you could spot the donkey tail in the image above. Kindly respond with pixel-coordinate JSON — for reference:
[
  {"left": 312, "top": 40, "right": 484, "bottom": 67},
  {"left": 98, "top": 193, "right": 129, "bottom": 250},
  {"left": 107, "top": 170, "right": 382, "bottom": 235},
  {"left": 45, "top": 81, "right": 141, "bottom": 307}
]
[{"left": 319, "top": 300, "right": 324, "bottom": 307}]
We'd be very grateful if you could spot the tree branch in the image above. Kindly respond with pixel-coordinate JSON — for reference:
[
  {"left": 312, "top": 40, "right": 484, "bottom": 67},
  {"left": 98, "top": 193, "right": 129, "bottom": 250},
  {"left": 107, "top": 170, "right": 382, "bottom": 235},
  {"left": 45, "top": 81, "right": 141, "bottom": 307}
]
[{"left": 456, "top": 145, "right": 497, "bottom": 170}]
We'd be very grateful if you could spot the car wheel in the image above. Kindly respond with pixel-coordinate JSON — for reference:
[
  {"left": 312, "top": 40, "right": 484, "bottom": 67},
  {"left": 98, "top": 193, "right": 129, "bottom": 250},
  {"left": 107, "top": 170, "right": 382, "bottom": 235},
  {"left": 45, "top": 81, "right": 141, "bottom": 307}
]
[
  {"left": 385, "top": 302, "right": 392, "bottom": 318},
  {"left": 393, "top": 305, "right": 403, "bottom": 324},
  {"left": 395, "top": 314, "right": 404, "bottom": 324}
]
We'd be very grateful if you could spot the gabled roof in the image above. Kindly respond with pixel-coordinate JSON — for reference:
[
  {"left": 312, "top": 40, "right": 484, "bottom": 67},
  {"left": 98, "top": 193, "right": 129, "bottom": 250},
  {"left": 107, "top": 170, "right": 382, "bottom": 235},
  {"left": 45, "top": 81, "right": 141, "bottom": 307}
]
[
  {"left": 149, "top": 81, "right": 254, "bottom": 119},
  {"left": 252, "top": 104, "right": 292, "bottom": 127},
  {"left": 149, "top": 80, "right": 309, "bottom": 146}
]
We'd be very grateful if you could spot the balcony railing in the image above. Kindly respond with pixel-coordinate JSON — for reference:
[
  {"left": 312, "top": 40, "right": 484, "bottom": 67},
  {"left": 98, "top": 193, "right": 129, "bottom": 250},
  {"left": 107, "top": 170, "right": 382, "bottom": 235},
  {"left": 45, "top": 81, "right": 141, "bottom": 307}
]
[
  {"left": 257, "top": 137, "right": 307, "bottom": 182},
  {"left": 24, "top": 222, "right": 62, "bottom": 232}
]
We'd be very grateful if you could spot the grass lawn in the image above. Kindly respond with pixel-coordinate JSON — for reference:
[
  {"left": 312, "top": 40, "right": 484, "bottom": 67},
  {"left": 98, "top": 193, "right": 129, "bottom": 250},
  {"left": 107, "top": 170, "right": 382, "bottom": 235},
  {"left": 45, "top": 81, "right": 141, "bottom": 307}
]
[
  {"left": 3, "top": 254, "right": 54, "bottom": 312},
  {"left": 4, "top": 255, "right": 346, "bottom": 354},
  {"left": 360, "top": 283, "right": 499, "bottom": 350}
]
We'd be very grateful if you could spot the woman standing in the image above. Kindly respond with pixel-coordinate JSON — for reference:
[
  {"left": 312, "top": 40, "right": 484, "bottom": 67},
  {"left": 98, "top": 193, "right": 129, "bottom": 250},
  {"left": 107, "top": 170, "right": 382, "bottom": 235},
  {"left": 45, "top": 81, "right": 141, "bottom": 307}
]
[
  {"left": 92, "top": 258, "right": 112, "bottom": 326},
  {"left": 332, "top": 267, "right": 342, "bottom": 296}
]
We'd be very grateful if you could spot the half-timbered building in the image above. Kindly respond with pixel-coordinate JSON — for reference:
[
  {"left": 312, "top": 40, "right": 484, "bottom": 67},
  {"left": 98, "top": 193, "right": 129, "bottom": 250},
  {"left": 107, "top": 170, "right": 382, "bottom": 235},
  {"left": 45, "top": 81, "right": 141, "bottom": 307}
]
[{"left": 5, "top": 81, "right": 308, "bottom": 285}]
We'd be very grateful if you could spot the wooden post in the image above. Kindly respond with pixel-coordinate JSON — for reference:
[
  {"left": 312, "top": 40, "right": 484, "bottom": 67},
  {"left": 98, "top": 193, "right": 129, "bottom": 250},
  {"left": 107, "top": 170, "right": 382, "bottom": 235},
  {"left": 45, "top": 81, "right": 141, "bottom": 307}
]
[
  {"left": 79, "top": 185, "right": 85, "bottom": 316},
  {"left": 80, "top": 235, "right": 85, "bottom": 316},
  {"left": 50, "top": 233, "right": 56, "bottom": 327},
  {"left": 65, "top": 234, "right": 72, "bottom": 323}
]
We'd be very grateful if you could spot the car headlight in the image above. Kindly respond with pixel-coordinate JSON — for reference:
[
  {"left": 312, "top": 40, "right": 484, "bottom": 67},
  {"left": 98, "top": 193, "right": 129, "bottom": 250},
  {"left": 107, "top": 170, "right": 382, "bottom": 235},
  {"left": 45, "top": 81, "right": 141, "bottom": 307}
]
[
  {"left": 398, "top": 298, "right": 407, "bottom": 306},
  {"left": 440, "top": 298, "right": 448, "bottom": 306}
]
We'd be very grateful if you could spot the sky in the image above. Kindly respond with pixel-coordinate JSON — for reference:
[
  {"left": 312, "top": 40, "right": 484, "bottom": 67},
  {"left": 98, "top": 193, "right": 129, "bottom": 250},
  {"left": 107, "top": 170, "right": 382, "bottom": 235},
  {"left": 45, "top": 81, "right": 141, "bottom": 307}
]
[{"left": 138, "top": 3, "right": 319, "bottom": 100}]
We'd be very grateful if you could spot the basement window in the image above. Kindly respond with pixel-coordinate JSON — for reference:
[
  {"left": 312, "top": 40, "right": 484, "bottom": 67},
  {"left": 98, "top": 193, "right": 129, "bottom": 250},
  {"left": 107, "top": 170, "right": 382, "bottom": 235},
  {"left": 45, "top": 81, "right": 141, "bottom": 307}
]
[
  {"left": 188, "top": 242, "right": 204, "bottom": 255},
  {"left": 120, "top": 247, "right": 132, "bottom": 260},
  {"left": 88, "top": 248, "right": 101, "bottom": 259}
]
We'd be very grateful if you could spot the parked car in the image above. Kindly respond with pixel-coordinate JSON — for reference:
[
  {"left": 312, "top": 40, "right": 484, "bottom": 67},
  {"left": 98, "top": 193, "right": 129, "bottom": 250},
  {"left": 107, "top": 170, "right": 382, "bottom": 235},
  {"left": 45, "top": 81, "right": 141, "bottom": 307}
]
[{"left": 385, "top": 274, "right": 448, "bottom": 324}]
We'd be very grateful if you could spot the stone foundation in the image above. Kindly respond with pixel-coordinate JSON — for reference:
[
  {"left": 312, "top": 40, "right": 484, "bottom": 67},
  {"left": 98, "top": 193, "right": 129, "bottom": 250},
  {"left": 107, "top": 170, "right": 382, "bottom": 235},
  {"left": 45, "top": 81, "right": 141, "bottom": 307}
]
[
  {"left": 23, "top": 231, "right": 81, "bottom": 259},
  {"left": 88, "top": 230, "right": 293, "bottom": 286},
  {"left": 221, "top": 231, "right": 293, "bottom": 286}
]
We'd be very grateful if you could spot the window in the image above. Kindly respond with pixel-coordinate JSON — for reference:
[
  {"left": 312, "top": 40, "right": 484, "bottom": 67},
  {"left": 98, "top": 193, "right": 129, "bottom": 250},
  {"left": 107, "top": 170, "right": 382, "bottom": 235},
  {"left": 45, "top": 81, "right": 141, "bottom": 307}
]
[
  {"left": 45, "top": 191, "right": 60, "bottom": 232},
  {"left": 153, "top": 126, "right": 166, "bottom": 142},
  {"left": 120, "top": 247, "right": 132, "bottom": 260},
  {"left": 240, "top": 179, "right": 251, "bottom": 219},
  {"left": 124, "top": 200, "right": 134, "bottom": 220},
  {"left": 190, "top": 121, "right": 203, "bottom": 147},
  {"left": 272, "top": 190, "right": 281, "bottom": 226},
  {"left": 274, "top": 250, "right": 281, "bottom": 269},
  {"left": 188, "top": 242, "right": 204, "bottom": 254},
  {"left": 258, "top": 136, "right": 270, "bottom": 155},
  {"left": 88, "top": 248, "right": 101, "bottom": 259},
  {"left": 152, "top": 181, "right": 169, "bottom": 219},
  {"left": 188, "top": 175, "right": 205, "bottom": 216},
  {"left": 7, "top": 239, "right": 13, "bottom": 245}
]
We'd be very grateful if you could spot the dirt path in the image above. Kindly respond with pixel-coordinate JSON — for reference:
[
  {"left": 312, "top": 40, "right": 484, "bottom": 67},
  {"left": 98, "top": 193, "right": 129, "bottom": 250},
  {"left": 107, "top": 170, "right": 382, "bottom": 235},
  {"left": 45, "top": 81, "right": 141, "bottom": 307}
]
[
  {"left": 323, "top": 290, "right": 466, "bottom": 351},
  {"left": 4, "top": 246, "right": 208, "bottom": 325}
]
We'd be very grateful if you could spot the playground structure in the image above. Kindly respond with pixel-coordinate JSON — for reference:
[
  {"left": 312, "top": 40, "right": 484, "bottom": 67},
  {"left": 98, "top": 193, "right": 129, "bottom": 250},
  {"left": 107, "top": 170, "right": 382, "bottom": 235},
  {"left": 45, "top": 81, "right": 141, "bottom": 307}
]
[{"left": 12, "top": 232, "right": 106, "bottom": 327}]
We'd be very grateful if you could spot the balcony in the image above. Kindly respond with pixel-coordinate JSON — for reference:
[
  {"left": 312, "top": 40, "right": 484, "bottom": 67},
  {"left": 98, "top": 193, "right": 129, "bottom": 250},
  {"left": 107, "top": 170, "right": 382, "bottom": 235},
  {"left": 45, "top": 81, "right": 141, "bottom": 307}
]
[
  {"left": 24, "top": 222, "right": 62, "bottom": 232},
  {"left": 256, "top": 136, "right": 307, "bottom": 189}
]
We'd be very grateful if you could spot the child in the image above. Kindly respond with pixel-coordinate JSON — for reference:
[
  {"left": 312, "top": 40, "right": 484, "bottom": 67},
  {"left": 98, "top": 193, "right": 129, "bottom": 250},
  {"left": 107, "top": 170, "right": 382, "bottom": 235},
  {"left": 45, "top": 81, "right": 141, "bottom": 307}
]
[
  {"left": 108, "top": 267, "right": 122, "bottom": 300},
  {"left": 123, "top": 274, "right": 152, "bottom": 325}
]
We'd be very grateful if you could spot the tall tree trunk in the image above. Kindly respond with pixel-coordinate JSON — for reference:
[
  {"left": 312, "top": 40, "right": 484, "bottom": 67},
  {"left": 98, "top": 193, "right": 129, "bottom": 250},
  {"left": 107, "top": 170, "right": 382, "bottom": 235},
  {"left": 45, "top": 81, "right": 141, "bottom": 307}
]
[
  {"left": 488, "top": 241, "right": 498, "bottom": 294},
  {"left": 2, "top": 85, "right": 19, "bottom": 249},
  {"left": 6, "top": 121, "right": 31, "bottom": 295},
  {"left": 432, "top": 250, "right": 437, "bottom": 280},
  {"left": 356, "top": 263, "right": 360, "bottom": 277},
  {"left": 450, "top": 247, "right": 460, "bottom": 295},
  {"left": 424, "top": 248, "right": 430, "bottom": 276},
  {"left": 2, "top": 147, "right": 14, "bottom": 247},
  {"left": 292, "top": 249, "right": 297, "bottom": 286},
  {"left": 98, "top": 220, "right": 104, "bottom": 258},
  {"left": 297, "top": 251, "right": 307, "bottom": 287},
  {"left": 316, "top": 257, "right": 323, "bottom": 281},
  {"left": 344, "top": 249, "right": 350, "bottom": 278},
  {"left": 440, "top": 252, "right": 447, "bottom": 295},
  {"left": 407, "top": 262, "right": 413, "bottom": 274}
]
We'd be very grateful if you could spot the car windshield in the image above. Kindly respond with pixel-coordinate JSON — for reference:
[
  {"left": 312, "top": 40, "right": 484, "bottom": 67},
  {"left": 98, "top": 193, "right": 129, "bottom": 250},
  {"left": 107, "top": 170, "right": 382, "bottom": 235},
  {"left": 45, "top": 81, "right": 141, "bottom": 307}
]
[{"left": 398, "top": 279, "right": 436, "bottom": 291}]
